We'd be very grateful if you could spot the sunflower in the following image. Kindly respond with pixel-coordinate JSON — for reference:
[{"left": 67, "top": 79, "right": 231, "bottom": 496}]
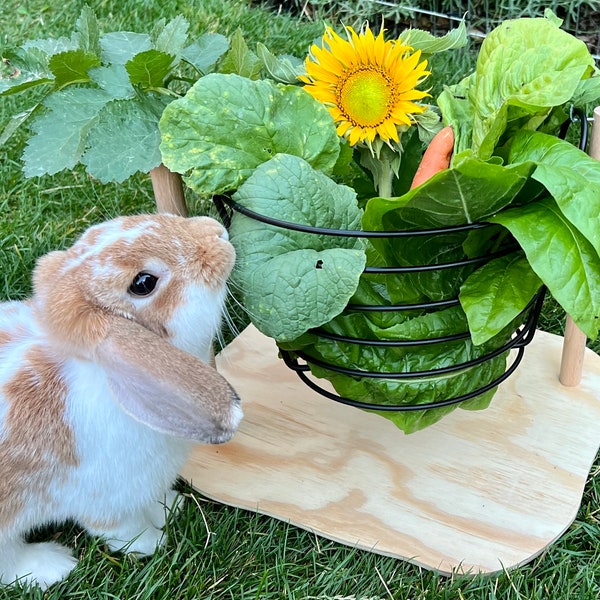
[{"left": 300, "top": 25, "right": 430, "bottom": 147}]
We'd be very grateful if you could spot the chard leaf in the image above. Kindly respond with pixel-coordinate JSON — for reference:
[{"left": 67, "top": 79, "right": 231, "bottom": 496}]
[
  {"left": 508, "top": 130, "right": 600, "bottom": 254},
  {"left": 125, "top": 49, "right": 175, "bottom": 88},
  {"left": 470, "top": 17, "right": 594, "bottom": 157},
  {"left": 22, "top": 88, "right": 109, "bottom": 177},
  {"left": 229, "top": 154, "right": 366, "bottom": 341},
  {"left": 490, "top": 197, "right": 600, "bottom": 339},
  {"left": 460, "top": 252, "right": 542, "bottom": 345},
  {"left": 159, "top": 73, "right": 340, "bottom": 195},
  {"left": 48, "top": 50, "right": 100, "bottom": 87},
  {"left": 100, "top": 32, "right": 152, "bottom": 65},
  {"left": 181, "top": 33, "right": 230, "bottom": 74},
  {"left": 81, "top": 96, "right": 166, "bottom": 183},
  {"left": 362, "top": 157, "right": 533, "bottom": 230}
]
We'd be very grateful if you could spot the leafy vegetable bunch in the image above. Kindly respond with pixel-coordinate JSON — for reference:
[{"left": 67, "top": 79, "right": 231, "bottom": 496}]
[{"left": 4, "top": 8, "right": 600, "bottom": 433}]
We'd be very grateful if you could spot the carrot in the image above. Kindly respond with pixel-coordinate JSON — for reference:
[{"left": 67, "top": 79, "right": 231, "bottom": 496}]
[{"left": 409, "top": 125, "right": 454, "bottom": 189}]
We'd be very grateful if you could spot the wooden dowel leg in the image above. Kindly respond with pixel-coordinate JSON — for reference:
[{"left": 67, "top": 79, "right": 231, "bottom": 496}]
[
  {"left": 150, "top": 163, "right": 188, "bottom": 216},
  {"left": 559, "top": 316, "right": 587, "bottom": 386},
  {"left": 558, "top": 106, "right": 600, "bottom": 386}
]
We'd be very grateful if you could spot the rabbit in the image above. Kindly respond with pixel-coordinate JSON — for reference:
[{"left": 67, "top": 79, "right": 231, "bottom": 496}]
[{"left": 0, "top": 213, "right": 243, "bottom": 589}]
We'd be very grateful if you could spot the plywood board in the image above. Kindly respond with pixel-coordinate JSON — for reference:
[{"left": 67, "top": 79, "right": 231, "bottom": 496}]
[{"left": 181, "top": 325, "right": 600, "bottom": 575}]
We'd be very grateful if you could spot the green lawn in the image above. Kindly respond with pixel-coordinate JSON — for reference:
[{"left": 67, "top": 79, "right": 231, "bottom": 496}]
[{"left": 1, "top": 1, "right": 600, "bottom": 598}]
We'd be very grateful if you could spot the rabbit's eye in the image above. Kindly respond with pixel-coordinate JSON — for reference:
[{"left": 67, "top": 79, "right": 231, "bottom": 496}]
[{"left": 129, "top": 272, "right": 158, "bottom": 296}]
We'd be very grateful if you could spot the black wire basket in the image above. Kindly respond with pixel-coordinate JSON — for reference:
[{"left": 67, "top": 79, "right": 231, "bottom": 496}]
[
  {"left": 215, "top": 108, "right": 587, "bottom": 418},
  {"left": 216, "top": 195, "right": 545, "bottom": 414}
]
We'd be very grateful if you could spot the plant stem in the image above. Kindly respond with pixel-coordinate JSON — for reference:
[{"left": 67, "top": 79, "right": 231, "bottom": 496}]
[{"left": 377, "top": 151, "right": 395, "bottom": 198}]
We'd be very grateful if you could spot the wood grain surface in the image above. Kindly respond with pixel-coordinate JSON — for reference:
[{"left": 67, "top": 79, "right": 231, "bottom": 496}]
[{"left": 181, "top": 325, "right": 600, "bottom": 575}]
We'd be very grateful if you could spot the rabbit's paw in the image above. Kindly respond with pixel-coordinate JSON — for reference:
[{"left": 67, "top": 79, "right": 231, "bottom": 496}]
[
  {"left": 2, "top": 541, "right": 77, "bottom": 590},
  {"left": 102, "top": 521, "right": 165, "bottom": 557}
]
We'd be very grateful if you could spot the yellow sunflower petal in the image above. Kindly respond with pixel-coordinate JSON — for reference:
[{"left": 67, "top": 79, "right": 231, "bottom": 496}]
[{"left": 301, "top": 23, "right": 431, "bottom": 147}]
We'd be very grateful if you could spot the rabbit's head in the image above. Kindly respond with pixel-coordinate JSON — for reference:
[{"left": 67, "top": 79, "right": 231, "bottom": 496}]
[{"left": 30, "top": 214, "right": 241, "bottom": 442}]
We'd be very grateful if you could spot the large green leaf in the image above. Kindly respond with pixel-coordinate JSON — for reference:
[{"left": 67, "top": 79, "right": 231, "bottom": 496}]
[
  {"left": 508, "top": 130, "right": 600, "bottom": 254},
  {"left": 460, "top": 251, "right": 542, "bottom": 344},
  {"left": 362, "top": 157, "right": 533, "bottom": 230},
  {"left": 22, "top": 88, "right": 109, "bottom": 177},
  {"left": 469, "top": 17, "right": 594, "bottom": 157},
  {"left": 81, "top": 96, "right": 166, "bottom": 183},
  {"left": 490, "top": 198, "right": 600, "bottom": 339},
  {"left": 159, "top": 73, "right": 340, "bottom": 195},
  {"left": 229, "top": 154, "right": 365, "bottom": 341}
]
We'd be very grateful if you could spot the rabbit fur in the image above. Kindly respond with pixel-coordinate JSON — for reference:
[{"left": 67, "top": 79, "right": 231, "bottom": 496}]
[{"left": 0, "top": 213, "right": 242, "bottom": 589}]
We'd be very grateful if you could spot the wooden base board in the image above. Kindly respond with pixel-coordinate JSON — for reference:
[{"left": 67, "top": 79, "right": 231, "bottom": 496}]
[{"left": 181, "top": 325, "right": 600, "bottom": 575}]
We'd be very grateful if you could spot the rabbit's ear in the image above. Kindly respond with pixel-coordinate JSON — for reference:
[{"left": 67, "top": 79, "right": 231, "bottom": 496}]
[{"left": 93, "top": 314, "right": 241, "bottom": 444}]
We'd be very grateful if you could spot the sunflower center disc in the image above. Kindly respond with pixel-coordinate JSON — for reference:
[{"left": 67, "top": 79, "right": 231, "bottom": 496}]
[{"left": 339, "top": 68, "right": 391, "bottom": 127}]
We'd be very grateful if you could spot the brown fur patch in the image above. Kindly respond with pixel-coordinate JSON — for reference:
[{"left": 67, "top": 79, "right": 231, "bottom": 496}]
[{"left": 0, "top": 346, "right": 78, "bottom": 529}]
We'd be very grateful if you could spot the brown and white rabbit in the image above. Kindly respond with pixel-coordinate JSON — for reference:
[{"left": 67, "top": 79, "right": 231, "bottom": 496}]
[{"left": 0, "top": 213, "right": 242, "bottom": 589}]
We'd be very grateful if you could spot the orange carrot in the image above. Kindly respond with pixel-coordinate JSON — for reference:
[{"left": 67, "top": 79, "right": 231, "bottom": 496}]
[{"left": 410, "top": 125, "right": 454, "bottom": 189}]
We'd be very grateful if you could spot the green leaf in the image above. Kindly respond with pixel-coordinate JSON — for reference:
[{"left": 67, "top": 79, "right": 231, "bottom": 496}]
[
  {"left": 508, "top": 130, "right": 600, "bottom": 254},
  {"left": 218, "top": 29, "right": 262, "bottom": 79},
  {"left": 181, "top": 33, "right": 230, "bottom": 74},
  {"left": 100, "top": 32, "right": 152, "bottom": 65},
  {"left": 0, "top": 106, "right": 38, "bottom": 147},
  {"left": 125, "top": 49, "right": 175, "bottom": 88},
  {"left": 229, "top": 154, "right": 366, "bottom": 341},
  {"left": 469, "top": 17, "right": 595, "bottom": 157},
  {"left": 0, "top": 47, "right": 54, "bottom": 95},
  {"left": 81, "top": 96, "right": 166, "bottom": 183},
  {"left": 154, "top": 15, "right": 189, "bottom": 57},
  {"left": 159, "top": 73, "right": 340, "bottom": 195},
  {"left": 490, "top": 197, "right": 600, "bottom": 339},
  {"left": 74, "top": 5, "right": 101, "bottom": 56},
  {"left": 22, "top": 88, "right": 109, "bottom": 177},
  {"left": 256, "top": 43, "right": 305, "bottom": 83},
  {"left": 460, "top": 252, "right": 542, "bottom": 344},
  {"left": 402, "top": 20, "right": 468, "bottom": 56},
  {"left": 48, "top": 50, "right": 100, "bottom": 87},
  {"left": 362, "top": 158, "right": 533, "bottom": 230},
  {"left": 89, "top": 64, "right": 135, "bottom": 99}
]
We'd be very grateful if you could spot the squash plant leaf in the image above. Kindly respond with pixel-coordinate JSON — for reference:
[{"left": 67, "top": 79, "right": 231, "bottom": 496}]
[
  {"left": 159, "top": 73, "right": 340, "bottom": 195},
  {"left": 81, "top": 96, "right": 167, "bottom": 183},
  {"left": 22, "top": 88, "right": 109, "bottom": 177}
]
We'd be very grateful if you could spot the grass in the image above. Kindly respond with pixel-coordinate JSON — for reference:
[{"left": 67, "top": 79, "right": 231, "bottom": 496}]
[{"left": 1, "top": 0, "right": 600, "bottom": 598}]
